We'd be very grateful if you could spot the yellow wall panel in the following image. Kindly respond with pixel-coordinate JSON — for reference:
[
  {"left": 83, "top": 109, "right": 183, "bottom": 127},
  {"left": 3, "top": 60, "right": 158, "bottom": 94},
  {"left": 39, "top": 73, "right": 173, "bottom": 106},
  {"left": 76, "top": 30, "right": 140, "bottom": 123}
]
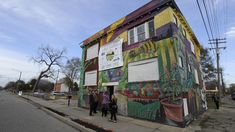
[{"left": 154, "top": 7, "right": 172, "bottom": 29}]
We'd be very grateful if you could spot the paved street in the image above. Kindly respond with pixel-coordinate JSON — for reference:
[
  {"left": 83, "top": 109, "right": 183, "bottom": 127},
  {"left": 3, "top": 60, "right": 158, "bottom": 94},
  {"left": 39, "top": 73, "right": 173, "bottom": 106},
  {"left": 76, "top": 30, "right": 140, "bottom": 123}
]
[{"left": 0, "top": 91, "right": 79, "bottom": 132}]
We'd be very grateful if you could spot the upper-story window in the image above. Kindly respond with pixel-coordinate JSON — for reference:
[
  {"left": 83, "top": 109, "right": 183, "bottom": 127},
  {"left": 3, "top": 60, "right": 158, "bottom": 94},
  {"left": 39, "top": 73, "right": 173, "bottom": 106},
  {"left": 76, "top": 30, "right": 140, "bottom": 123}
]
[
  {"left": 128, "top": 19, "right": 155, "bottom": 45},
  {"left": 173, "top": 15, "right": 178, "bottom": 27},
  {"left": 183, "top": 29, "right": 187, "bottom": 38},
  {"left": 137, "top": 24, "right": 145, "bottom": 42},
  {"left": 188, "top": 64, "right": 192, "bottom": 72},
  {"left": 189, "top": 40, "right": 195, "bottom": 54},
  {"left": 148, "top": 20, "right": 155, "bottom": 38},
  {"left": 129, "top": 29, "right": 135, "bottom": 44},
  {"left": 86, "top": 43, "right": 98, "bottom": 60},
  {"left": 178, "top": 56, "right": 184, "bottom": 68},
  {"left": 194, "top": 69, "right": 199, "bottom": 84}
]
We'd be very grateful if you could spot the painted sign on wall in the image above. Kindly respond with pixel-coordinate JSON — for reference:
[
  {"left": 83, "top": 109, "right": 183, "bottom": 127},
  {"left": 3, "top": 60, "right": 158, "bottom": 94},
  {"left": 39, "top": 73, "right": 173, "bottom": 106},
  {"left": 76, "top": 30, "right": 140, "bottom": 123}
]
[{"left": 99, "top": 39, "right": 124, "bottom": 71}]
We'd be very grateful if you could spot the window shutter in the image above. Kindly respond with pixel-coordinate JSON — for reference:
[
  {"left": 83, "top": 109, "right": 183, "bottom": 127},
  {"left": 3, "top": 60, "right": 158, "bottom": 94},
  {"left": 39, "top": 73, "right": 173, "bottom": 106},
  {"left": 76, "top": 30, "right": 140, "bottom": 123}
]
[
  {"left": 84, "top": 70, "right": 97, "bottom": 86},
  {"left": 128, "top": 58, "right": 159, "bottom": 82},
  {"left": 86, "top": 44, "right": 98, "bottom": 60}
]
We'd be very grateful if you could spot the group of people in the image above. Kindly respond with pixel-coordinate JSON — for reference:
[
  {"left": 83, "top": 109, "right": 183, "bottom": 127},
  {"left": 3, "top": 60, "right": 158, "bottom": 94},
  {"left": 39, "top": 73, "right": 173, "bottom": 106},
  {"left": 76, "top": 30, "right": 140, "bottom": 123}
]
[{"left": 89, "top": 90, "right": 118, "bottom": 123}]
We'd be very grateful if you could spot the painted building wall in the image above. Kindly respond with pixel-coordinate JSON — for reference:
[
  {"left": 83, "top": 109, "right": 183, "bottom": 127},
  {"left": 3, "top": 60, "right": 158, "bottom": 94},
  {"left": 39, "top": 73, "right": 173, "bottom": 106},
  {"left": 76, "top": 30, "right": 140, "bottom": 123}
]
[{"left": 79, "top": 1, "right": 205, "bottom": 127}]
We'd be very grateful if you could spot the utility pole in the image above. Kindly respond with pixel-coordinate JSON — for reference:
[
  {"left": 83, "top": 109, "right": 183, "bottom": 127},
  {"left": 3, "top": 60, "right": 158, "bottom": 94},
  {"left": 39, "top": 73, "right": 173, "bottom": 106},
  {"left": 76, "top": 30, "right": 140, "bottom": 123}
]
[
  {"left": 16, "top": 71, "right": 22, "bottom": 92},
  {"left": 209, "top": 38, "right": 226, "bottom": 103},
  {"left": 221, "top": 69, "right": 225, "bottom": 95}
]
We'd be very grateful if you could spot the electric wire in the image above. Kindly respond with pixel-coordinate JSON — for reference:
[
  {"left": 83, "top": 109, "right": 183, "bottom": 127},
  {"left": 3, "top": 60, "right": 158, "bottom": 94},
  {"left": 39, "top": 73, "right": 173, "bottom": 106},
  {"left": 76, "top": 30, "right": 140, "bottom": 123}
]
[{"left": 202, "top": 0, "right": 214, "bottom": 39}]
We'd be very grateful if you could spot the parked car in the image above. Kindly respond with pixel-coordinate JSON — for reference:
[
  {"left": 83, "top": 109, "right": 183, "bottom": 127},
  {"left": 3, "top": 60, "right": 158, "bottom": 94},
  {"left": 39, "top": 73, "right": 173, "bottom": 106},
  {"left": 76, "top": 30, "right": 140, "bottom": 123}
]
[
  {"left": 33, "top": 92, "right": 45, "bottom": 98},
  {"left": 51, "top": 91, "right": 65, "bottom": 96},
  {"left": 231, "top": 92, "right": 235, "bottom": 100}
]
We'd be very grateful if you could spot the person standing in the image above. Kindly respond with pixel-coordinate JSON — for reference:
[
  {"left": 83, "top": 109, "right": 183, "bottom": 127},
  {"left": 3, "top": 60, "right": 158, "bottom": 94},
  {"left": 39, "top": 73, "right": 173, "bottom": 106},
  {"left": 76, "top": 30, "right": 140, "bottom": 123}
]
[
  {"left": 93, "top": 91, "right": 99, "bottom": 113},
  {"left": 89, "top": 91, "right": 95, "bottom": 116},
  {"left": 109, "top": 95, "right": 118, "bottom": 123},
  {"left": 212, "top": 93, "right": 220, "bottom": 109},
  {"left": 67, "top": 94, "right": 72, "bottom": 107},
  {"left": 101, "top": 91, "right": 109, "bottom": 117}
]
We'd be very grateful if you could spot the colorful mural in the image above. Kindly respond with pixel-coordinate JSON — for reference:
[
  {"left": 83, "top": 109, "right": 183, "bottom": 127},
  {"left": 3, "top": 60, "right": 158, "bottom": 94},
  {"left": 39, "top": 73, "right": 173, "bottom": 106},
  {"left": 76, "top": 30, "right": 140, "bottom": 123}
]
[
  {"left": 128, "top": 99, "right": 160, "bottom": 121},
  {"left": 79, "top": 0, "right": 205, "bottom": 128},
  {"left": 128, "top": 40, "right": 158, "bottom": 63},
  {"left": 125, "top": 82, "right": 161, "bottom": 99}
]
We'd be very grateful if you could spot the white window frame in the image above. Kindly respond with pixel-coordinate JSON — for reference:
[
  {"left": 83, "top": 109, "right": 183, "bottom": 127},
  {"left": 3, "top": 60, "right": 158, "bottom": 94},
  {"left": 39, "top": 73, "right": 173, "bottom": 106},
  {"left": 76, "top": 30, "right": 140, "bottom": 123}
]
[
  {"left": 173, "top": 15, "right": 178, "bottom": 27},
  {"left": 194, "top": 69, "right": 199, "bottom": 84},
  {"left": 183, "top": 29, "right": 186, "bottom": 37},
  {"left": 189, "top": 40, "right": 195, "bottom": 54},
  {"left": 86, "top": 43, "right": 98, "bottom": 60},
  {"left": 188, "top": 64, "right": 191, "bottom": 72},
  {"left": 128, "top": 20, "right": 153, "bottom": 45},
  {"left": 178, "top": 56, "right": 183, "bottom": 68},
  {"left": 128, "top": 29, "right": 135, "bottom": 45}
]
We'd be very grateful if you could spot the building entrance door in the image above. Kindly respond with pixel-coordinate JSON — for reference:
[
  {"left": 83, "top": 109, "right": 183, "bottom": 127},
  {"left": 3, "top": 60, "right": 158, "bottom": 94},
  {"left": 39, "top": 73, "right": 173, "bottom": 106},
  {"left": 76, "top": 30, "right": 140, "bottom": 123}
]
[{"left": 107, "top": 86, "right": 114, "bottom": 100}]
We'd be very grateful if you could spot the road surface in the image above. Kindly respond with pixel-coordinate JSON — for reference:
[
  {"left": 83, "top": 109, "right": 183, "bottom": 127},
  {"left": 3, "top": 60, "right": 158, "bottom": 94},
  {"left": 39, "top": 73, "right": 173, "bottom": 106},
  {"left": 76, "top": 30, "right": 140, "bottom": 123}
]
[{"left": 0, "top": 91, "right": 79, "bottom": 132}]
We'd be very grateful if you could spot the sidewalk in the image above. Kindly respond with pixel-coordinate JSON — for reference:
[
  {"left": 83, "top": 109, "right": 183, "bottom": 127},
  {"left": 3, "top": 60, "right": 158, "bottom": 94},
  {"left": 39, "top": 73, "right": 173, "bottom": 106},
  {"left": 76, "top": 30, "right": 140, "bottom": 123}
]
[{"left": 20, "top": 95, "right": 200, "bottom": 132}]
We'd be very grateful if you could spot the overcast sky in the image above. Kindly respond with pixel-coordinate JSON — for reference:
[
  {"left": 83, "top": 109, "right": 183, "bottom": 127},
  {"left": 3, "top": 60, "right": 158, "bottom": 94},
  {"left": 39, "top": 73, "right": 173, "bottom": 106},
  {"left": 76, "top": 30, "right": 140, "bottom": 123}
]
[{"left": 0, "top": 0, "right": 234, "bottom": 87}]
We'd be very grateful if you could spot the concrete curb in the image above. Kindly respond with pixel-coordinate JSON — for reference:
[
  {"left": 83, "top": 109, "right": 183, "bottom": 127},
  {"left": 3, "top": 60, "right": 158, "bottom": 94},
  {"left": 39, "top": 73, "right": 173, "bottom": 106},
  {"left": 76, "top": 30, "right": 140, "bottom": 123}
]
[
  {"left": 41, "top": 107, "right": 95, "bottom": 132},
  {"left": 19, "top": 96, "right": 95, "bottom": 132}
]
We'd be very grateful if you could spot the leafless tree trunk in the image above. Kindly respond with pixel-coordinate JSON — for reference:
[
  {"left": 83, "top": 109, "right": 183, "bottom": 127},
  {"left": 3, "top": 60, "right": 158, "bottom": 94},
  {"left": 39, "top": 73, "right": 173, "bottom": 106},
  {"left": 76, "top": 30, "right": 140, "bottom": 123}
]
[{"left": 31, "top": 45, "right": 66, "bottom": 93}]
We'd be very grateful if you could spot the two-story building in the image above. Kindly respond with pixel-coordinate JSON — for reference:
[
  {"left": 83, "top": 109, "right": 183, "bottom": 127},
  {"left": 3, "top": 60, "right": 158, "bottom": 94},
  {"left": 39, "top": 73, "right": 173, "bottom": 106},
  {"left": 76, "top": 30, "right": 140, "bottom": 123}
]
[{"left": 78, "top": 0, "right": 206, "bottom": 127}]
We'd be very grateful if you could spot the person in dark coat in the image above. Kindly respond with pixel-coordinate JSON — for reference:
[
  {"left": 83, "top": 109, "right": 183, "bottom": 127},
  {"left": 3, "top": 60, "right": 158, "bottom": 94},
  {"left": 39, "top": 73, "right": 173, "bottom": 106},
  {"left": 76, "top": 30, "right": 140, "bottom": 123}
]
[
  {"left": 89, "top": 91, "right": 95, "bottom": 116},
  {"left": 93, "top": 90, "right": 99, "bottom": 113},
  {"left": 212, "top": 93, "right": 220, "bottom": 109},
  {"left": 109, "top": 95, "right": 118, "bottom": 123}
]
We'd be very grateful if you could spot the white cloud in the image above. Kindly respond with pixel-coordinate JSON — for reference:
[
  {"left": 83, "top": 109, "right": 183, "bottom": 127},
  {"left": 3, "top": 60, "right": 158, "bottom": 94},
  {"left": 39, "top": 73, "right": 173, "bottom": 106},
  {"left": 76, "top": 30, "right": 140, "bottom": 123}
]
[
  {"left": 226, "top": 26, "right": 235, "bottom": 38},
  {"left": 0, "top": 48, "right": 40, "bottom": 86},
  {"left": 0, "top": 32, "right": 14, "bottom": 42}
]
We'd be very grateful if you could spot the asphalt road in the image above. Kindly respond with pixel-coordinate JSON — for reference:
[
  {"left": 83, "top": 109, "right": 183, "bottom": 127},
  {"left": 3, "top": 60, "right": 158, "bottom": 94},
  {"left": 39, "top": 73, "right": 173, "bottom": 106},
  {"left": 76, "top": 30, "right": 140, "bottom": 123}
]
[{"left": 0, "top": 91, "right": 79, "bottom": 132}]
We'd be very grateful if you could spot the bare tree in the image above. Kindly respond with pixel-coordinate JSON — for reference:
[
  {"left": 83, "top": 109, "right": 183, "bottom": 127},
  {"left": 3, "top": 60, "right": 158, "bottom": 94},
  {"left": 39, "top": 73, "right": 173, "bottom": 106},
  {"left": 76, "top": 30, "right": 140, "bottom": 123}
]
[
  {"left": 32, "top": 45, "right": 66, "bottom": 93},
  {"left": 62, "top": 57, "right": 81, "bottom": 93}
]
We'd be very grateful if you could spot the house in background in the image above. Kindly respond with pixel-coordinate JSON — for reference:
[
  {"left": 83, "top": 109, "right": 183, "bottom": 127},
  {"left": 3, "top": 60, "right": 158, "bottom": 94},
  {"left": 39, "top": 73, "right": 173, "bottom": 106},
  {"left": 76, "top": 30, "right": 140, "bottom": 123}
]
[
  {"left": 53, "top": 79, "right": 69, "bottom": 93},
  {"left": 79, "top": 0, "right": 206, "bottom": 127}
]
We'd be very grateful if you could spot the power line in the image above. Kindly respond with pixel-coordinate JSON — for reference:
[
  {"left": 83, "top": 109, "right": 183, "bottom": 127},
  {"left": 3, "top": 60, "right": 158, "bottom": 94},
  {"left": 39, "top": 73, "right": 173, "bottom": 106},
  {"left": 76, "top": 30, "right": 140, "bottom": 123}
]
[
  {"left": 202, "top": 0, "right": 214, "bottom": 39},
  {"left": 196, "top": 0, "right": 216, "bottom": 59},
  {"left": 196, "top": 0, "right": 211, "bottom": 40}
]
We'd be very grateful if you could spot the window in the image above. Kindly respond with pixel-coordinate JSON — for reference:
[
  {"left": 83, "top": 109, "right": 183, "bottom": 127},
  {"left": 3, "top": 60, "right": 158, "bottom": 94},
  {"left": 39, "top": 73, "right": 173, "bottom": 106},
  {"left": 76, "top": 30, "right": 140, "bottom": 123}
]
[
  {"left": 84, "top": 70, "right": 97, "bottom": 86},
  {"left": 128, "top": 19, "right": 155, "bottom": 44},
  {"left": 137, "top": 24, "right": 145, "bottom": 42},
  {"left": 173, "top": 15, "right": 178, "bottom": 27},
  {"left": 86, "top": 43, "right": 98, "bottom": 60},
  {"left": 189, "top": 40, "right": 195, "bottom": 54},
  {"left": 178, "top": 56, "right": 183, "bottom": 68},
  {"left": 128, "top": 58, "right": 159, "bottom": 82},
  {"left": 128, "top": 29, "right": 135, "bottom": 44},
  {"left": 183, "top": 29, "right": 187, "bottom": 38},
  {"left": 194, "top": 69, "right": 199, "bottom": 84},
  {"left": 148, "top": 20, "right": 155, "bottom": 38},
  {"left": 188, "top": 64, "right": 191, "bottom": 72}
]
